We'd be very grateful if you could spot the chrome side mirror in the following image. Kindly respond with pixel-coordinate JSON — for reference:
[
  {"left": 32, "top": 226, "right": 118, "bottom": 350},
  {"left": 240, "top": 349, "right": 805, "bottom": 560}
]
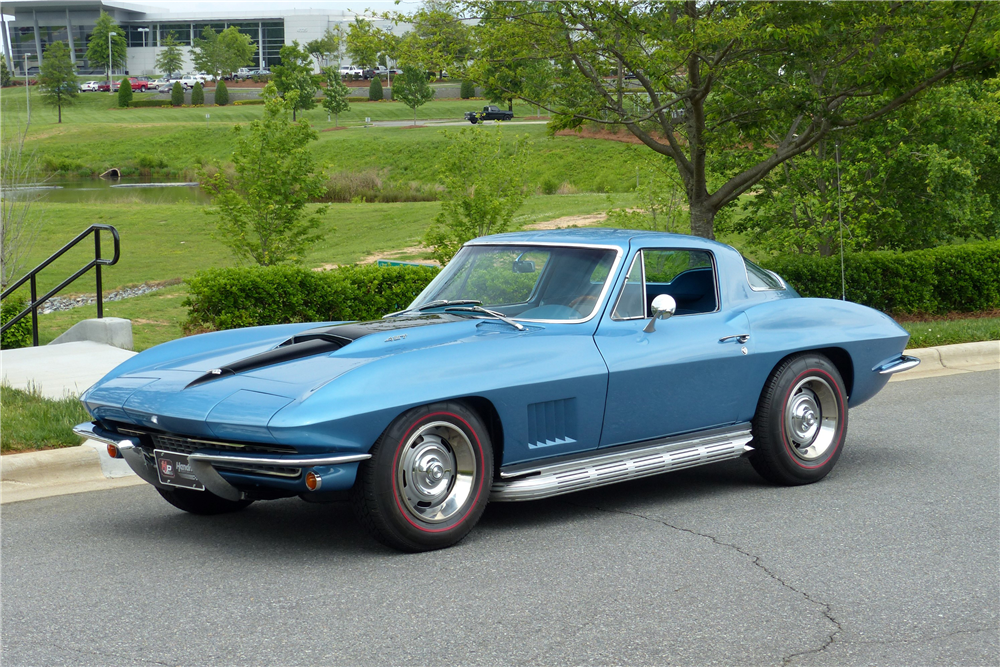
[{"left": 643, "top": 294, "right": 677, "bottom": 333}]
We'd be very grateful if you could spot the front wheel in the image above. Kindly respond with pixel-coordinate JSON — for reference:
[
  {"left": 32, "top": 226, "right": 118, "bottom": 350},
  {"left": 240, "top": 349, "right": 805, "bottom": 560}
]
[
  {"left": 749, "top": 353, "right": 848, "bottom": 485},
  {"left": 351, "top": 402, "right": 493, "bottom": 552},
  {"left": 469, "top": 118, "right": 478, "bottom": 124}
]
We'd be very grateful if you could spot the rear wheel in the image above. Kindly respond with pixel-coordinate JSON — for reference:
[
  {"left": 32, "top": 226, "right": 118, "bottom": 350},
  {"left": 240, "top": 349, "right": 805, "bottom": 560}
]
[
  {"left": 749, "top": 353, "right": 848, "bottom": 485},
  {"left": 156, "top": 487, "right": 254, "bottom": 515},
  {"left": 351, "top": 401, "right": 493, "bottom": 552}
]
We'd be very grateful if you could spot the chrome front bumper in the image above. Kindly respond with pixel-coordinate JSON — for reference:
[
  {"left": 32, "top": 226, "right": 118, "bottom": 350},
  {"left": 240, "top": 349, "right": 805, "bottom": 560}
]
[
  {"left": 876, "top": 354, "right": 921, "bottom": 375},
  {"left": 74, "top": 422, "right": 371, "bottom": 501}
]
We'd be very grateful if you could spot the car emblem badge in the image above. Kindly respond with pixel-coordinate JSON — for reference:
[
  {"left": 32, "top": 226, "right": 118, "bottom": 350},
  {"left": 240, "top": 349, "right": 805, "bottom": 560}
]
[
  {"left": 741, "top": 346, "right": 748, "bottom": 355},
  {"left": 210, "top": 368, "right": 222, "bottom": 375}
]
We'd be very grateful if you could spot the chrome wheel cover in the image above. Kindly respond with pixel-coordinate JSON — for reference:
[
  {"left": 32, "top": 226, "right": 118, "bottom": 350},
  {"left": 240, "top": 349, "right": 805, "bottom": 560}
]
[
  {"left": 783, "top": 375, "right": 839, "bottom": 461},
  {"left": 397, "top": 421, "right": 476, "bottom": 523}
]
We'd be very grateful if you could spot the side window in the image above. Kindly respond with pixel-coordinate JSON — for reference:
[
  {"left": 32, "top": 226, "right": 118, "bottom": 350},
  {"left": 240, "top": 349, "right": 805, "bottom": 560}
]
[
  {"left": 744, "top": 258, "right": 785, "bottom": 291},
  {"left": 643, "top": 249, "right": 718, "bottom": 316},
  {"left": 611, "top": 253, "right": 644, "bottom": 320}
]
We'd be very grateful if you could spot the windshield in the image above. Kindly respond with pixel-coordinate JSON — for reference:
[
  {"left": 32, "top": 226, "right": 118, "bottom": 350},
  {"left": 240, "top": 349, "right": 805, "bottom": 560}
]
[{"left": 410, "top": 244, "right": 619, "bottom": 321}]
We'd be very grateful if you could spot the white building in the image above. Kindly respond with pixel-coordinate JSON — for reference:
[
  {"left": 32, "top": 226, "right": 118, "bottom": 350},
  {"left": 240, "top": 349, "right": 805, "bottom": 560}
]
[{"left": 1, "top": 0, "right": 404, "bottom": 76}]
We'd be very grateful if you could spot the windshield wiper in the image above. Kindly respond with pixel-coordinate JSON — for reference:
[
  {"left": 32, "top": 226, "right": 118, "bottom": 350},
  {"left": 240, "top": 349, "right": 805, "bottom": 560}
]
[
  {"left": 444, "top": 305, "right": 526, "bottom": 331},
  {"left": 383, "top": 299, "right": 482, "bottom": 318}
]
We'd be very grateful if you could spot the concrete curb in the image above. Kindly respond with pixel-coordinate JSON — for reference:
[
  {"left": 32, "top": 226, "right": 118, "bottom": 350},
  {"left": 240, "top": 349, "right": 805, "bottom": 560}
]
[{"left": 1, "top": 340, "right": 997, "bottom": 505}]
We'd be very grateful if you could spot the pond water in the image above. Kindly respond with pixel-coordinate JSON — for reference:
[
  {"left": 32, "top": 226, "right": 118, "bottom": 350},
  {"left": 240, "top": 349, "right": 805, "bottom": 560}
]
[{"left": 10, "top": 177, "right": 210, "bottom": 204}]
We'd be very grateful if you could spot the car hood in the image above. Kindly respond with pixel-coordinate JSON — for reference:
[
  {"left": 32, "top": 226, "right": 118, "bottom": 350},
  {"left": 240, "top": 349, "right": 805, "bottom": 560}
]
[{"left": 81, "top": 314, "right": 484, "bottom": 441}]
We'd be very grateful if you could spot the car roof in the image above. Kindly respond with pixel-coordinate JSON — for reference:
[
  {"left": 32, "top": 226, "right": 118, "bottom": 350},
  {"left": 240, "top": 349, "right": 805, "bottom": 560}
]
[{"left": 469, "top": 228, "right": 739, "bottom": 255}]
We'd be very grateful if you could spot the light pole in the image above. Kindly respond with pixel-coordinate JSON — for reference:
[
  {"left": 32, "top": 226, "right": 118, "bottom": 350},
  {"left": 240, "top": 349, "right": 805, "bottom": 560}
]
[
  {"left": 24, "top": 53, "right": 32, "bottom": 125},
  {"left": 108, "top": 31, "right": 117, "bottom": 94}
]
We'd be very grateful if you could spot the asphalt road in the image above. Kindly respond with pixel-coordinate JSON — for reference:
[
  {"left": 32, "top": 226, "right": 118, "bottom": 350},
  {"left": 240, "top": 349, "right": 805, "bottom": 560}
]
[{"left": 3, "top": 372, "right": 997, "bottom": 666}]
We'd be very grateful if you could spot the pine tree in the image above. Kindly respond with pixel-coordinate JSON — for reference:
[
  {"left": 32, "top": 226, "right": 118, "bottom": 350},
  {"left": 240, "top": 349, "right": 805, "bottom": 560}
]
[
  {"left": 369, "top": 76, "right": 383, "bottom": 101},
  {"left": 170, "top": 81, "right": 184, "bottom": 106},
  {"left": 117, "top": 76, "right": 133, "bottom": 107},
  {"left": 1, "top": 60, "right": 12, "bottom": 88},
  {"left": 214, "top": 79, "right": 229, "bottom": 106},
  {"left": 191, "top": 81, "right": 204, "bottom": 106}
]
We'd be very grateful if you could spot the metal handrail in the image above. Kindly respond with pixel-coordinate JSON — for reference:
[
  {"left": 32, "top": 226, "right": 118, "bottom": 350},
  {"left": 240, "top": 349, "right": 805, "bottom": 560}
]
[{"left": 1, "top": 224, "right": 121, "bottom": 346}]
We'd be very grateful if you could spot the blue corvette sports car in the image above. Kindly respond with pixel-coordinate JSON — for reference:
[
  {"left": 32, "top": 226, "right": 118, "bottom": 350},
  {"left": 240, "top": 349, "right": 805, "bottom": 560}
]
[{"left": 77, "top": 229, "right": 919, "bottom": 551}]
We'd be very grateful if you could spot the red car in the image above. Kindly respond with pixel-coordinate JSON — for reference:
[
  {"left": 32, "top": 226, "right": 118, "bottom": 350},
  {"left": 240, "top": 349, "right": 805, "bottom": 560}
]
[{"left": 102, "top": 77, "right": 149, "bottom": 92}]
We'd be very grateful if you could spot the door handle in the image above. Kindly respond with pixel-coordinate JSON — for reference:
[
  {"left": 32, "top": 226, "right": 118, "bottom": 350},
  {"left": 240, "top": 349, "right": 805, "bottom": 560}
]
[{"left": 719, "top": 334, "right": 750, "bottom": 344}]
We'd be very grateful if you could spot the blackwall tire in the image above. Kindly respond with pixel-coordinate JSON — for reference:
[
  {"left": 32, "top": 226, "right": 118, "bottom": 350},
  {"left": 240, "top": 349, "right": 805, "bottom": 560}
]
[
  {"left": 156, "top": 487, "right": 254, "bottom": 515},
  {"left": 749, "top": 353, "right": 848, "bottom": 486},
  {"left": 351, "top": 401, "right": 493, "bottom": 552}
]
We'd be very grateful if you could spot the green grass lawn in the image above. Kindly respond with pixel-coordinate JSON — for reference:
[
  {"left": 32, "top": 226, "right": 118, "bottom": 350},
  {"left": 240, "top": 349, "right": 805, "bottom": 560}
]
[
  {"left": 901, "top": 316, "right": 1000, "bottom": 348},
  {"left": 0, "top": 383, "right": 91, "bottom": 453}
]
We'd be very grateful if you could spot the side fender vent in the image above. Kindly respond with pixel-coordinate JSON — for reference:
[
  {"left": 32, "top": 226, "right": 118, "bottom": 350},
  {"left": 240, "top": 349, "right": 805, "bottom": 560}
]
[{"left": 527, "top": 398, "right": 578, "bottom": 449}]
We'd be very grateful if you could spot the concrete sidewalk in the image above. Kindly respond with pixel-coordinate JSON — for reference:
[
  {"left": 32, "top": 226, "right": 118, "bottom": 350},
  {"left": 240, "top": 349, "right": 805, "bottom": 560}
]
[{"left": 1, "top": 340, "right": 997, "bottom": 505}]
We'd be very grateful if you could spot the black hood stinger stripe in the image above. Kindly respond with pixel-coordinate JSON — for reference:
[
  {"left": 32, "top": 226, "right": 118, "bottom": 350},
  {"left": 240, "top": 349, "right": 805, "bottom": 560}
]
[{"left": 184, "top": 314, "right": 460, "bottom": 389}]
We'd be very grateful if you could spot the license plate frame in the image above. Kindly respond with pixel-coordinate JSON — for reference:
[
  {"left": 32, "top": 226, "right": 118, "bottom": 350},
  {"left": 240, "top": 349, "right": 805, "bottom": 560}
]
[{"left": 154, "top": 449, "right": 205, "bottom": 491}]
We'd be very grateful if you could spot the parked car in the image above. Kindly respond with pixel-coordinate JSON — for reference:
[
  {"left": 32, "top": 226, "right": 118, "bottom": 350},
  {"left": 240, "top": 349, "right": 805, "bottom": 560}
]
[
  {"left": 176, "top": 75, "right": 200, "bottom": 89},
  {"left": 76, "top": 230, "right": 918, "bottom": 552},
  {"left": 96, "top": 80, "right": 112, "bottom": 92},
  {"left": 339, "top": 65, "right": 364, "bottom": 77},
  {"left": 123, "top": 77, "right": 150, "bottom": 92},
  {"left": 148, "top": 78, "right": 169, "bottom": 90},
  {"left": 465, "top": 105, "right": 514, "bottom": 123},
  {"left": 79, "top": 80, "right": 100, "bottom": 92}
]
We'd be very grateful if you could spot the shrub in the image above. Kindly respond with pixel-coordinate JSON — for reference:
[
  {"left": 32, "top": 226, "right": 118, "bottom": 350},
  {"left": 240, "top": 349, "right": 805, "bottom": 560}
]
[
  {"left": 233, "top": 98, "right": 265, "bottom": 106},
  {"left": 762, "top": 241, "right": 1000, "bottom": 315},
  {"left": 540, "top": 177, "right": 558, "bottom": 195},
  {"left": 369, "top": 76, "right": 383, "bottom": 101},
  {"left": 0, "top": 59, "right": 11, "bottom": 87},
  {"left": 1, "top": 298, "right": 32, "bottom": 349},
  {"left": 214, "top": 79, "right": 229, "bottom": 106},
  {"left": 41, "top": 155, "right": 87, "bottom": 173},
  {"left": 129, "top": 99, "right": 171, "bottom": 108},
  {"left": 135, "top": 154, "right": 168, "bottom": 170},
  {"left": 117, "top": 77, "right": 133, "bottom": 107},
  {"left": 170, "top": 81, "right": 184, "bottom": 106},
  {"left": 460, "top": 80, "right": 475, "bottom": 99},
  {"left": 183, "top": 264, "right": 439, "bottom": 331},
  {"left": 190, "top": 81, "right": 204, "bottom": 105}
]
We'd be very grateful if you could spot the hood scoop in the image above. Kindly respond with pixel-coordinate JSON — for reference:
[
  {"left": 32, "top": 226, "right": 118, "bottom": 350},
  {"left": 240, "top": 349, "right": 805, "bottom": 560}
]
[{"left": 185, "top": 332, "right": 353, "bottom": 389}]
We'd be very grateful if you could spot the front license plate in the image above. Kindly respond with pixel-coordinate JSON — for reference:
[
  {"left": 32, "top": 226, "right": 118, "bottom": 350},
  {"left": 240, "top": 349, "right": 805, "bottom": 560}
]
[{"left": 155, "top": 450, "right": 205, "bottom": 491}]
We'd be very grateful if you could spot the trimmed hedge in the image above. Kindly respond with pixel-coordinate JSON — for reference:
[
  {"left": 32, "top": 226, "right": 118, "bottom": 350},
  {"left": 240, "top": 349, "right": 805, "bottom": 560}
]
[
  {"left": 762, "top": 241, "right": 1000, "bottom": 315},
  {"left": 215, "top": 79, "right": 229, "bottom": 106},
  {"left": 184, "top": 264, "right": 439, "bottom": 331},
  {"left": 1, "top": 299, "right": 32, "bottom": 349},
  {"left": 129, "top": 99, "right": 171, "bottom": 108}
]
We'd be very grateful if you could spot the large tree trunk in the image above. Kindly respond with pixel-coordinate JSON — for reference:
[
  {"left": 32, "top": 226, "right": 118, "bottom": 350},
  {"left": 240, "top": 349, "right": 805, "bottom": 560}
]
[{"left": 688, "top": 201, "right": 716, "bottom": 240}]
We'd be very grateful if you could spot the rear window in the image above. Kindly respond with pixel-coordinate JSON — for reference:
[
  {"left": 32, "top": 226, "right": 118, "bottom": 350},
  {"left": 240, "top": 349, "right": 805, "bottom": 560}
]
[{"left": 744, "top": 259, "right": 784, "bottom": 291}]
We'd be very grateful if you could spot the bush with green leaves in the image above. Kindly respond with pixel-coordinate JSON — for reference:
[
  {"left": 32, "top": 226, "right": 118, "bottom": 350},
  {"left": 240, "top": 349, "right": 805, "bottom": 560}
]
[
  {"left": 183, "top": 264, "right": 439, "bottom": 331},
  {"left": 369, "top": 76, "right": 383, "bottom": 101},
  {"left": 214, "top": 79, "right": 229, "bottom": 106},
  {"left": 170, "top": 81, "right": 184, "bottom": 106},
  {"left": 1, "top": 59, "right": 12, "bottom": 87},
  {"left": 1, "top": 299, "right": 32, "bottom": 349},
  {"left": 117, "top": 77, "right": 132, "bottom": 107},
  {"left": 762, "top": 241, "right": 1000, "bottom": 315},
  {"left": 130, "top": 99, "right": 171, "bottom": 108},
  {"left": 460, "top": 80, "right": 475, "bottom": 99},
  {"left": 190, "top": 81, "right": 204, "bottom": 105}
]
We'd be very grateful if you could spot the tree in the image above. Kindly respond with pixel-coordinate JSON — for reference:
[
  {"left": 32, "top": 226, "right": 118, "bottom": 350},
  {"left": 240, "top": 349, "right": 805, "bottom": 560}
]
[
  {"left": 460, "top": 79, "right": 475, "bottom": 99},
  {"left": 190, "top": 81, "right": 204, "bottom": 105},
  {"left": 369, "top": 76, "right": 383, "bottom": 101},
  {"left": 345, "top": 18, "right": 382, "bottom": 69},
  {"left": 170, "top": 81, "right": 184, "bottom": 106},
  {"left": 215, "top": 79, "right": 229, "bottom": 106},
  {"left": 272, "top": 41, "right": 317, "bottom": 121},
  {"left": 394, "top": 65, "right": 435, "bottom": 125},
  {"left": 38, "top": 41, "right": 78, "bottom": 123},
  {"left": 467, "top": 1, "right": 999, "bottom": 240},
  {"left": 398, "top": 1, "right": 472, "bottom": 79},
  {"left": 117, "top": 76, "right": 133, "bottom": 107},
  {"left": 322, "top": 68, "right": 350, "bottom": 126},
  {"left": 192, "top": 26, "right": 256, "bottom": 79},
  {"left": 1, "top": 60, "right": 12, "bottom": 88},
  {"left": 155, "top": 31, "right": 183, "bottom": 78},
  {"left": 202, "top": 83, "right": 327, "bottom": 266},
  {"left": 1, "top": 125, "right": 41, "bottom": 291},
  {"left": 85, "top": 12, "right": 126, "bottom": 84},
  {"left": 722, "top": 78, "right": 1000, "bottom": 255},
  {"left": 424, "top": 125, "right": 531, "bottom": 263},
  {"left": 306, "top": 28, "right": 342, "bottom": 70}
]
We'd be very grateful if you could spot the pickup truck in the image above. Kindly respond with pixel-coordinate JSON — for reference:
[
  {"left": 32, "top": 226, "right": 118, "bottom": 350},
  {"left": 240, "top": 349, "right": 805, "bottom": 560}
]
[{"left": 464, "top": 105, "right": 514, "bottom": 124}]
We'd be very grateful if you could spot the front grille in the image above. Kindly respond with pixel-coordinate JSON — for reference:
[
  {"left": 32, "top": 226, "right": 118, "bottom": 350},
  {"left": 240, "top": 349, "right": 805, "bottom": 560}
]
[{"left": 108, "top": 422, "right": 302, "bottom": 480}]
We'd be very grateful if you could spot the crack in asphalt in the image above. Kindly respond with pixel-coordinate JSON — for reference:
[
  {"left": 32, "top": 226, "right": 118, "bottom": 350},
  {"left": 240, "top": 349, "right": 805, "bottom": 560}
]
[{"left": 563, "top": 500, "right": 843, "bottom": 665}]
